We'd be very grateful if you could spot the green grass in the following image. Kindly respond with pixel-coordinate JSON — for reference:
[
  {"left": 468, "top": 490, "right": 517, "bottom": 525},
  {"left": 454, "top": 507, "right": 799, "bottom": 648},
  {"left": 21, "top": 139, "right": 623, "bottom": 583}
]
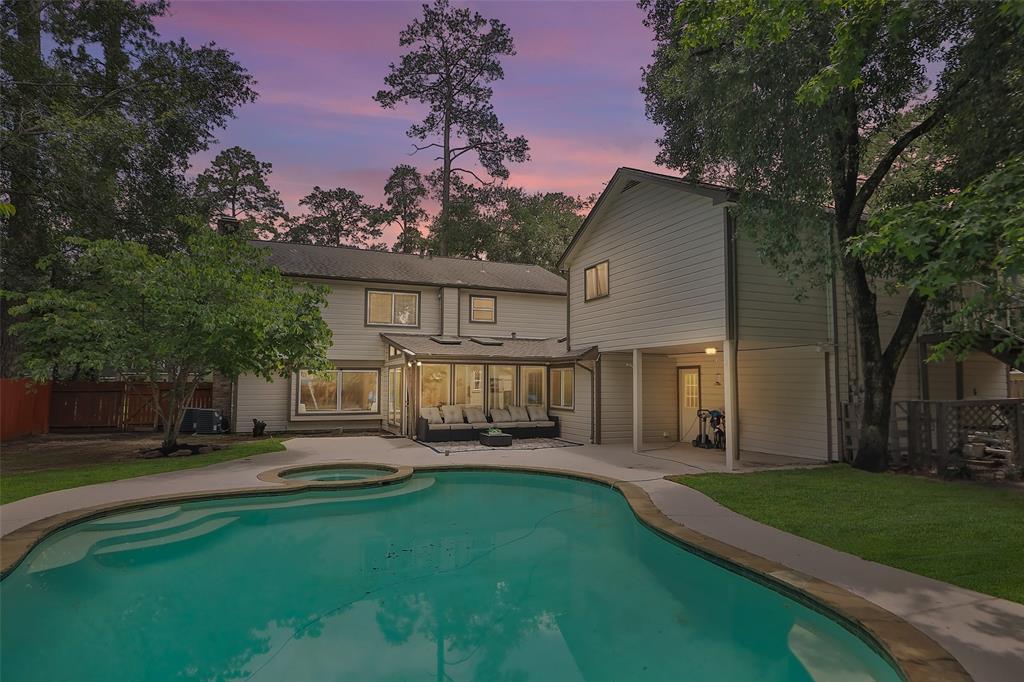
[
  {"left": 669, "top": 465, "right": 1024, "bottom": 604},
  {"left": 0, "top": 438, "right": 286, "bottom": 505}
]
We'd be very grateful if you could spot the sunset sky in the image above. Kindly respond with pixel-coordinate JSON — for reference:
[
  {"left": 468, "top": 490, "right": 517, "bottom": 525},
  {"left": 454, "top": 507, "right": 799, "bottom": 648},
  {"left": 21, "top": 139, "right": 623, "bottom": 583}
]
[{"left": 154, "top": 1, "right": 667, "bottom": 240}]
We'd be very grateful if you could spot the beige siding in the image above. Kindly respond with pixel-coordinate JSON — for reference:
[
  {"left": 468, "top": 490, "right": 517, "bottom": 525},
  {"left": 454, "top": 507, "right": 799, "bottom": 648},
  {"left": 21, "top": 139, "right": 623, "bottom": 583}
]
[
  {"left": 735, "top": 233, "right": 830, "bottom": 347},
  {"left": 737, "top": 347, "right": 832, "bottom": 460},
  {"left": 642, "top": 355, "right": 678, "bottom": 443},
  {"left": 600, "top": 352, "right": 633, "bottom": 443},
  {"left": 963, "top": 353, "right": 1008, "bottom": 399},
  {"left": 567, "top": 183, "right": 727, "bottom": 351},
  {"left": 552, "top": 361, "right": 593, "bottom": 444},
  {"left": 459, "top": 289, "right": 566, "bottom": 338},
  {"left": 441, "top": 287, "right": 459, "bottom": 336},
  {"left": 311, "top": 279, "right": 442, "bottom": 361}
]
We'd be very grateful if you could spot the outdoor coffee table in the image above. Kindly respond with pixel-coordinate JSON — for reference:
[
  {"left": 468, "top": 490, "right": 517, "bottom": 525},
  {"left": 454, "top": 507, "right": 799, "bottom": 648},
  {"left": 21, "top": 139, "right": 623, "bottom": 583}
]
[{"left": 479, "top": 431, "right": 513, "bottom": 447}]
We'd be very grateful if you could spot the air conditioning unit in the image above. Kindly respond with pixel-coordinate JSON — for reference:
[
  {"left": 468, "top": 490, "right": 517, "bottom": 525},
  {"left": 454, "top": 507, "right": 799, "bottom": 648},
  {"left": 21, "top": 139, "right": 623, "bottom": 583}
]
[{"left": 181, "top": 408, "right": 223, "bottom": 435}]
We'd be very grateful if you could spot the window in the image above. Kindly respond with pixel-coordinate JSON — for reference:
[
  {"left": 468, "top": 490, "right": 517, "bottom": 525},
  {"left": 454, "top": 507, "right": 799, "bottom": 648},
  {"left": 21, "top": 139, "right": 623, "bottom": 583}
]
[
  {"left": 488, "top": 365, "right": 516, "bottom": 410},
  {"left": 520, "top": 366, "right": 546, "bottom": 406},
  {"left": 683, "top": 371, "right": 699, "bottom": 408},
  {"left": 420, "top": 363, "right": 451, "bottom": 408},
  {"left": 550, "top": 367, "right": 574, "bottom": 409},
  {"left": 387, "top": 367, "right": 403, "bottom": 425},
  {"left": 297, "top": 369, "right": 379, "bottom": 414},
  {"left": 367, "top": 290, "right": 419, "bottom": 326},
  {"left": 454, "top": 364, "right": 485, "bottom": 407},
  {"left": 584, "top": 261, "right": 609, "bottom": 301},
  {"left": 469, "top": 295, "right": 496, "bottom": 323}
]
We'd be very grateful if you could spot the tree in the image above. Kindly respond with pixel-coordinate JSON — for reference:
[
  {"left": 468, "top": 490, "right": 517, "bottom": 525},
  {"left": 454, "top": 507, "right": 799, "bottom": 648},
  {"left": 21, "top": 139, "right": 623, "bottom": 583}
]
[
  {"left": 383, "top": 164, "right": 428, "bottom": 254},
  {"left": 1, "top": 0, "right": 255, "bottom": 374},
  {"left": 195, "top": 146, "right": 286, "bottom": 239},
  {"left": 374, "top": 0, "right": 529, "bottom": 256},
  {"left": 8, "top": 231, "right": 332, "bottom": 450},
  {"left": 286, "top": 186, "right": 384, "bottom": 248},
  {"left": 483, "top": 188, "right": 592, "bottom": 270},
  {"left": 641, "top": 0, "right": 1023, "bottom": 470},
  {"left": 851, "top": 155, "right": 1024, "bottom": 368}
]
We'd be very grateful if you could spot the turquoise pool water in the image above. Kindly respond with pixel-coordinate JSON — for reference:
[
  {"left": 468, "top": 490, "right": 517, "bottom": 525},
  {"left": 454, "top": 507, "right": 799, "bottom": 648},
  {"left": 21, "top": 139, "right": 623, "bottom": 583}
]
[
  {"left": 281, "top": 467, "right": 394, "bottom": 482},
  {"left": 1, "top": 472, "right": 902, "bottom": 681}
]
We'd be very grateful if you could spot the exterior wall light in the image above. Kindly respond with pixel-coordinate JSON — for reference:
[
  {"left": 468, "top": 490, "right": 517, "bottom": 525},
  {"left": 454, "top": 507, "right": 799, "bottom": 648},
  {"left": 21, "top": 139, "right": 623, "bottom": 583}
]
[{"left": 705, "top": 347, "right": 717, "bottom": 355}]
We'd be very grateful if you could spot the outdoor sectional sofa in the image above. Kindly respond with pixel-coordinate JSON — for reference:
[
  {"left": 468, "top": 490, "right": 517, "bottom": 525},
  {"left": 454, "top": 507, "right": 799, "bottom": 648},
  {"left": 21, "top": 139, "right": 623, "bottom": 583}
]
[{"left": 416, "top": 405, "right": 560, "bottom": 442}]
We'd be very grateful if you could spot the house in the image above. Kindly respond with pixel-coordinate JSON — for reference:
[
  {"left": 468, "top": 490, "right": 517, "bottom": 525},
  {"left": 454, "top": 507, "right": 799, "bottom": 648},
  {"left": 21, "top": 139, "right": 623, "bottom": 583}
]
[
  {"left": 556, "top": 167, "right": 1013, "bottom": 466},
  {"left": 225, "top": 241, "right": 587, "bottom": 438}
]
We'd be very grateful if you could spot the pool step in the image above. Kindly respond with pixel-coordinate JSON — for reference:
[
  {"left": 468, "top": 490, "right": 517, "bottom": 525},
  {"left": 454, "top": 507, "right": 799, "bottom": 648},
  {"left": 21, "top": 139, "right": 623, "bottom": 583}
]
[
  {"left": 24, "top": 477, "right": 436, "bottom": 574},
  {"left": 92, "top": 517, "right": 238, "bottom": 557}
]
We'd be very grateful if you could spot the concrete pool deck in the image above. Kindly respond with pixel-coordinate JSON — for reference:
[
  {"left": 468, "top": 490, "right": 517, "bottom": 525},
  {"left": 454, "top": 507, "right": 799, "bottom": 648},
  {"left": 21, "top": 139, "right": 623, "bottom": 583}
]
[{"left": 2, "top": 435, "right": 1022, "bottom": 682}]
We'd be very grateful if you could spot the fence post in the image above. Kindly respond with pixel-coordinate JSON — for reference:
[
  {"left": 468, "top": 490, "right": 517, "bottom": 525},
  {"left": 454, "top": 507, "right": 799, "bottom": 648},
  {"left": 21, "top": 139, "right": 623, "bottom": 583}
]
[
  {"left": 907, "top": 402, "right": 920, "bottom": 470},
  {"left": 1015, "top": 402, "right": 1023, "bottom": 468},
  {"left": 935, "top": 403, "right": 949, "bottom": 472}
]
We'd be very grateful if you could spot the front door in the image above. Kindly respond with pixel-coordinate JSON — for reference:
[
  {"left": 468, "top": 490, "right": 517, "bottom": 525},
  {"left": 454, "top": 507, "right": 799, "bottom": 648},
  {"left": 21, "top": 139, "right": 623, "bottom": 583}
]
[
  {"left": 387, "top": 367, "right": 404, "bottom": 433},
  {"left": 678, "top": 367, "right": 700, "bottom": 442}
]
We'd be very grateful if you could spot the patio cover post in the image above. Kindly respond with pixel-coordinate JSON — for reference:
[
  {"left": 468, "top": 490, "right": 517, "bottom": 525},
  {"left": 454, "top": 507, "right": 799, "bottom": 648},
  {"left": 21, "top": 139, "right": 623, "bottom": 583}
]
[
  {"left": 724, "top": 339, "right": 738, "bottom": 471},
  {"left": 632, "top": 348, "right": 643, "bottom": 453}
]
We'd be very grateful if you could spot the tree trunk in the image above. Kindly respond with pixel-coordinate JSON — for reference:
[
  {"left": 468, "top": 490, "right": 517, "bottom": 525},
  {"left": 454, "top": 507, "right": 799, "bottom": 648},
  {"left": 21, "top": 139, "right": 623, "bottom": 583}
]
[
  {"left": 439, "top": 116, "right": 452, "bottom": 256},
  {"left": 2, "top": 0, "right": 46, "bottom": 377}
]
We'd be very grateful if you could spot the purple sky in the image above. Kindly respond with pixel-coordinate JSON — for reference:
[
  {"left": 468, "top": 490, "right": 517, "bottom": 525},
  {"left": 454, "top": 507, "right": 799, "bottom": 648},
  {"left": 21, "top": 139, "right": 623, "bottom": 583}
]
[{"left": 154, "top": 1, "right": 666, "bottom": 242}]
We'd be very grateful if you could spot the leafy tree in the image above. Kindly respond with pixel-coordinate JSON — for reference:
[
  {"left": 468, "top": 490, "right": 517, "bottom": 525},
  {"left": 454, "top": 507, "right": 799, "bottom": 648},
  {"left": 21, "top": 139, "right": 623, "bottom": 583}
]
[
  {"left": 9, "top": 231, "right": 332, "bottom": 450},
  {"left": 1, "top": 0, "right": 255, "bottom": 374},
  {"left": 851, "top": 155, "right": 1024, "bottom": 368},
  {"left": 374, "top": 0, "right": 529, "bottom": 256},
  {"left": 642, "top": 0, "right": 1023, "bottom": 470},
  {"left": 483, "top": 187, "right": 592, "bottom": 270},
  {"left": 383, "top": 164, "right": 428, "bottom": 254},
  {"left": 286, "top": 186, "right": 383, "bottom": 248},
  {"left": 195, "top": 146, "right": 286, "bottom": 239}
]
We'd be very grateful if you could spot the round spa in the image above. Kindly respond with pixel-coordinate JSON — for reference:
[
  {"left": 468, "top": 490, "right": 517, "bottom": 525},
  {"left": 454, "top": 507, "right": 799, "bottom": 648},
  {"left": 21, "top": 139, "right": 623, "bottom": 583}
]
[
  {"left": 280, "top": 464, "right": 400, "bottom": 483},
  {"left": 0, "top": 471, "right": 904, "bottom": 681}
]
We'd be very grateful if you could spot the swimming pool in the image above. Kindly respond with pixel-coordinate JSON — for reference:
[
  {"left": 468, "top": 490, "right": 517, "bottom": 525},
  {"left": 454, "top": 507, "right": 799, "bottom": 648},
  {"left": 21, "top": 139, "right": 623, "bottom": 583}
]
[{"left": 1, "top": 471, "right": 902, "bottom": 681}]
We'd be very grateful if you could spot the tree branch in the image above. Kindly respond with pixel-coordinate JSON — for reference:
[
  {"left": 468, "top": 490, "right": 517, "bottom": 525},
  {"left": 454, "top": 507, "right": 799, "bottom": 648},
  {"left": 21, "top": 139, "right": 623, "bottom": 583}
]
[{"left": 451, "top": 167, "right": 494, "bottom": 185}]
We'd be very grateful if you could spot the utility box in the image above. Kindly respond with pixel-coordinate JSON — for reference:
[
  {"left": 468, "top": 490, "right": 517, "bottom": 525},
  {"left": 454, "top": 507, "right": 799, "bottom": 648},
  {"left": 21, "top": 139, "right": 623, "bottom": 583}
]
[{"left": 181, "top": 408, "right": 223, "bottom": 435}]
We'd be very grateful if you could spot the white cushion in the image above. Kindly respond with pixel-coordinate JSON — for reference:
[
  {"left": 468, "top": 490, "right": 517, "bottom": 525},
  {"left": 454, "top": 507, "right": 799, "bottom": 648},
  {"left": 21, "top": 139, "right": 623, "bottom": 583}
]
[
  {"left": 448, "top": 423, "right": 472, "bottom": 431},
  {"left": 463, "top": 406, "right": 487, "bottom": 423},
  {"left": 440, "top": 405, "right": 464, "bottom": 424},
  {"left": 530, "top": 420, "right": 555, "bottom": 428},
  {"left": 427, "top": 423, "right": 450, "bottom": 431},
  {"left": 489, "top": 422, "right": 517, "bottom": 429},
  {"left": 421, "top": 407, "right": 443, "bottom": 424},
  {"left": 469, "top": 422, "right": 491, "bottom": 429},
  {"left": 527, "top": 406, "right": 548, "bottom": 421},
  {"left": 508, "top": 405, "right": 530, "bottom": 422},
  {"left": 490, "top": 408, "right": 512, "bottom": 422}
]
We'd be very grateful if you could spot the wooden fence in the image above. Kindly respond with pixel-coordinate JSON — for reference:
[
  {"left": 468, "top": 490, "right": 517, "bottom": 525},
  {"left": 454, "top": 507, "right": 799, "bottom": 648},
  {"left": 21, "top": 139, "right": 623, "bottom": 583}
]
[
  {"left": 50, "top": 381, "right": 212, "bottom": 431},
  {"left": 0, "top": 379, "right": 52, "bottom": 440}
]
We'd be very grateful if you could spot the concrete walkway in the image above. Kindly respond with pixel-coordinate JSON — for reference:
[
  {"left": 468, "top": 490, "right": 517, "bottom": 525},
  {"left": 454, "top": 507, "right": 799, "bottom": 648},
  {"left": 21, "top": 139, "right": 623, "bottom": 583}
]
[{"left": 3, "top": 436, "right": 1022, "bottom": 682}]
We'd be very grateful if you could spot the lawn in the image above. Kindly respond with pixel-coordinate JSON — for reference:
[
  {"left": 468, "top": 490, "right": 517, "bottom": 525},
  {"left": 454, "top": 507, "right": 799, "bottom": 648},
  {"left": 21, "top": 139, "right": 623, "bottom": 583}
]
[
  {"left": 669, "top": 465, "right": 1024, "bottom": 604},
  {"left": 0, "top": 438, "right": 286, "bottom": 505}
]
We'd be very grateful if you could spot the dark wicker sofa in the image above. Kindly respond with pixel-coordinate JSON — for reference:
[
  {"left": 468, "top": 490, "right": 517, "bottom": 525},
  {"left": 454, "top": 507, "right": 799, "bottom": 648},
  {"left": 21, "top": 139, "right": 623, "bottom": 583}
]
[{"left": 416, "top": 405, "right": 559, "bottom": 443}]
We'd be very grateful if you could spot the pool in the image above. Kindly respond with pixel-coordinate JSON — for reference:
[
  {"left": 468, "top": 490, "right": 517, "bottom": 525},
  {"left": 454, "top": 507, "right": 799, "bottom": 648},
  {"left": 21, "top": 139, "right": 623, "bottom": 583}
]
[{"left": 1, "top": 471, "right": 902, "bottom": 681}]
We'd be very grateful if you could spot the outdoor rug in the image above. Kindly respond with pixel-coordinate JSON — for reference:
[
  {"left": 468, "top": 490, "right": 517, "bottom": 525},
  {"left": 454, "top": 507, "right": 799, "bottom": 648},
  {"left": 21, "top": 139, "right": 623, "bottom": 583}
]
[{"left": 420, "top": 437, "right": 581, "bottom": 454}]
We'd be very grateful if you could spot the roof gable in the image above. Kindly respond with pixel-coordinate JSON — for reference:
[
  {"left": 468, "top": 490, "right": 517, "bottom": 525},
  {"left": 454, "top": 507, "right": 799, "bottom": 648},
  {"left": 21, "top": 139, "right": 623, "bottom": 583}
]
[{"left": 557, "top": 167, "right": 735, "bottom": 269}]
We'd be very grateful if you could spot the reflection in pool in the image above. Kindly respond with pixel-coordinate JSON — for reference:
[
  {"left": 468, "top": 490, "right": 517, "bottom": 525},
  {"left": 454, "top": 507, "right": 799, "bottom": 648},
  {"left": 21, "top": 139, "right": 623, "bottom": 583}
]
[{"left": 1, "top": 472, "right": 901, "bottom": 681}]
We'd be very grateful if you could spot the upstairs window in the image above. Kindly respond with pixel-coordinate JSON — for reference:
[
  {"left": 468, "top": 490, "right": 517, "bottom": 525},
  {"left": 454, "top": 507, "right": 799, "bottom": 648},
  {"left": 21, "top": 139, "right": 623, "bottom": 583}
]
[
  {"left": 469, "top": 295, "right": 496, "bottom": 323},
  {"left": 584, "top": 261, "right": 609, "bottom": 301},
  {"left": 367, "top": 290, "right": 419, "bottom": 327}
]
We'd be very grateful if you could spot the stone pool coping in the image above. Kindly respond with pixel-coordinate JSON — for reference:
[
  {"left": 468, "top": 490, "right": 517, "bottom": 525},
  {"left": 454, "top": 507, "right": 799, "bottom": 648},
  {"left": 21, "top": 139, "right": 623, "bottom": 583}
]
[{"left": 0, "top": 462, "right": 969, "bottom": 682}]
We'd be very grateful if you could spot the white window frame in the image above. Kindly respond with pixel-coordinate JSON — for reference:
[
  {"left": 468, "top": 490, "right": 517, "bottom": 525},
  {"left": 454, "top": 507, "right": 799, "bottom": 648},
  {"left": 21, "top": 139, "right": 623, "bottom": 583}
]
[
  {"left": 469, "top": 295, "right": 497, "bottom": 323},
  {"left": 584, "top": 260, "right": 609, "bottom": 302},
  {"left": 366, "top": 289, "right": 420, "bottom": 327},
  {"left": 296, "top": 368, "right": 380, "bottom": 414},
  {"left": 550, "top": 366, "right": 575, "bottom": 410}
]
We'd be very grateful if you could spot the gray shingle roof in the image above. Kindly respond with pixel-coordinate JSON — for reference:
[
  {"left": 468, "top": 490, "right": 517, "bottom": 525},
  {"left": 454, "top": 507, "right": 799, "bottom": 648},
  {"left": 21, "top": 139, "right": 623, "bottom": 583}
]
[
  {"left": 252, "top": 241, "right": 567, "bottom": 295},
  {"left": 380, "top": 334, "right": 594, "bottom": 361}
]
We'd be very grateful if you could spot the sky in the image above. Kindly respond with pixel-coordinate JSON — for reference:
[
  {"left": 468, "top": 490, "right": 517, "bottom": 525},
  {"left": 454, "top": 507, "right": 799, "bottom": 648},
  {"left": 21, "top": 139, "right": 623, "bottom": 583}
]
[{"left": 154, "top": 1, "right": 668, "bottom": 242}]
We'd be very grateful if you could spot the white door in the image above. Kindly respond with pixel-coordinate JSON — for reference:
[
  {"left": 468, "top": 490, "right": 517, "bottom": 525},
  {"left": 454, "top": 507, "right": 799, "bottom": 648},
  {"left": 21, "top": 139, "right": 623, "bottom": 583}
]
[
  {"left": 387, "top": 367, "right": 404, "bottom": 432},
  {"left": 679, "top": 368, "right": 700, "bottom": 442}
]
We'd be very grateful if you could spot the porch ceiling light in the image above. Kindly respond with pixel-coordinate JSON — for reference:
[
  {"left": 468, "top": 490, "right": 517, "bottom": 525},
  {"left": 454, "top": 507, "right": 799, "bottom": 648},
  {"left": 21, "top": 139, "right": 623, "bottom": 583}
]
[
  {"left": 705, "top": 347, "right": 717, "bottom": 355},
  {"left": 416, "top": 361, "right": 422, "bottom": 366}
]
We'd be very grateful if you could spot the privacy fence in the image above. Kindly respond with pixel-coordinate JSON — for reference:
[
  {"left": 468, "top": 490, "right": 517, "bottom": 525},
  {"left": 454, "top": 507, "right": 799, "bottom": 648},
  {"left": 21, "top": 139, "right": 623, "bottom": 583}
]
[{"left": 49, "top": 381, "right": 213, "bottom": 431}]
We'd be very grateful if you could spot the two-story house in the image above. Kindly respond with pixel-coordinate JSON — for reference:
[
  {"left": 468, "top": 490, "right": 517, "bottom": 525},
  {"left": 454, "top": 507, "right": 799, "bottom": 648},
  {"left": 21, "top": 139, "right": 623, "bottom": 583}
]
[
  {"left": 228, "top": 241, "right": 591, "bottom": 439},
  {"left": 557, "top": 168, "right": 1012, "bottom": 467}
]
